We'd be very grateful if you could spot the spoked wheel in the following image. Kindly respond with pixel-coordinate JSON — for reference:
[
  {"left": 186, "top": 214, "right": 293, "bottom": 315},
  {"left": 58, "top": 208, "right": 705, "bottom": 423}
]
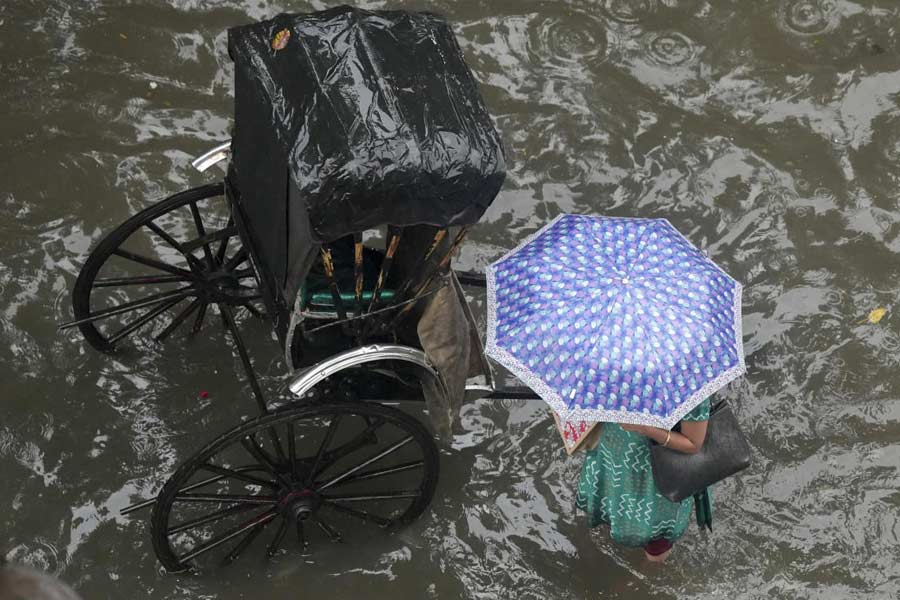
[
  {"left": 150, "top": 402, "right": 439, "bottom": 573},
  {"left": 68, "top": 183, "right": 260, "bottom": 352}
]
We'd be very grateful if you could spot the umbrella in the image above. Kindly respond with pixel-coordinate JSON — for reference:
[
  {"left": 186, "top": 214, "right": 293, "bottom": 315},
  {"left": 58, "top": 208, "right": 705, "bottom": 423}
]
[{"left": 485, "top": 214, "right": 745, "bottom": 435}]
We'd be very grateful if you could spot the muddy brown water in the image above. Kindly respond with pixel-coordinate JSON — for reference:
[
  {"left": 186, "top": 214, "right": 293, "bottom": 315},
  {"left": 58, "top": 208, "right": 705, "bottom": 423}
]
[{"left": 2, "top": 0, "right": 900, "bottom": 598}]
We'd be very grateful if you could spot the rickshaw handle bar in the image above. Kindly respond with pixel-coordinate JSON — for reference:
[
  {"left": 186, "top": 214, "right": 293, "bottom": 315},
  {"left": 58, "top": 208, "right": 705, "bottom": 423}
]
[
  {"left": 192, "top": 140, "right": 231, "bottom": 173},
  {"left": 288, "top": 343, "right": 544, "bottom": 404},
  {"left": 288, "top": 344, "right": 450, "bottom": 400}
]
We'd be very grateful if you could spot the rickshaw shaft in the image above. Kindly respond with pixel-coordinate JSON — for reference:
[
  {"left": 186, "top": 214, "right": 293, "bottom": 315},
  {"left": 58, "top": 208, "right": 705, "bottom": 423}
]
[{"left": 219, "top": 303, "right": 268, "bottom": 415}]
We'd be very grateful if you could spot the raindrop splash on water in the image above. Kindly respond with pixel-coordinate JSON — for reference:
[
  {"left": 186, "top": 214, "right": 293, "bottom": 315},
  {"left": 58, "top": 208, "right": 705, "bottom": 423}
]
[
  {"left": 545, "top": 156, "right": 592, "bottom": 184},
  {"left": 528, "top": 14, "right": 608, "bottom": 70},
  {"left": 644, "top": 31, "right": 697, "bottom": 66},
  {"left": 601, "top": 0, "right": 659, "bottom": 24},
  {"left": 777, "top": 0, "right": 840, "bottom": 36}
]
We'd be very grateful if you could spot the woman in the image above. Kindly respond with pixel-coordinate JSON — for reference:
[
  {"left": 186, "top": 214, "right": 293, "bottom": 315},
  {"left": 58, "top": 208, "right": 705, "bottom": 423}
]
[{"left": 576, "top": 398, "right": 711, "bottom": 562}]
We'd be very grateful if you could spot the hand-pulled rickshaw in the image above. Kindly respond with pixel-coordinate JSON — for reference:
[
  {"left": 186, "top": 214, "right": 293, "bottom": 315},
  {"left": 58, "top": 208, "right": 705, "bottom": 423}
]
[{"left": 61, "top": 7, "right": 540, "bottom": 572}]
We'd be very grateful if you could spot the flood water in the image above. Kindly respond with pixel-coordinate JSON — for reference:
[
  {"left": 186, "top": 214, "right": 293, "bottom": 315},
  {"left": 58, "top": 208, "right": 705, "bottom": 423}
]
[{"left": 3, "top": 0, "right": 900, "bottom": 598}]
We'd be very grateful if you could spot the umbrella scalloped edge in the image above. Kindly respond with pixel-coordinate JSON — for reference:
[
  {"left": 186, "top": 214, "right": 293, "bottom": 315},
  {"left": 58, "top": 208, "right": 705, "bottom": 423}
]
[{"left": 484, "top": 214, "right": 747, "bottom": 431}]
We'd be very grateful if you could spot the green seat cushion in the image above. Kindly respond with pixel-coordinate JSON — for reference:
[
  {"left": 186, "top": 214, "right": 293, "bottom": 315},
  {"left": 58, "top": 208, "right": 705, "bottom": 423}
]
[{"left": 306, "top": 288, "right": 396, "bottom": 309}]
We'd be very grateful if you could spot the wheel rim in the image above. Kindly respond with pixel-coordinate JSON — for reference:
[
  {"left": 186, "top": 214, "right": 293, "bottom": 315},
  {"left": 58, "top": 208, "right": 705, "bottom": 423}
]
[
  {"left": 71, "top": 183, "right": 262, "bottom": 352},
  {"left": 150, "top": 402, "right": 439, "bottom": 572}
]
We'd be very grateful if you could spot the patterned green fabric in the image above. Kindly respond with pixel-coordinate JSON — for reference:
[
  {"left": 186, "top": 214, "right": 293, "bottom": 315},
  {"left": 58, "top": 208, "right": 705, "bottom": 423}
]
[{"left": 575, "top": 398, "right": 711, "bottom": 547}]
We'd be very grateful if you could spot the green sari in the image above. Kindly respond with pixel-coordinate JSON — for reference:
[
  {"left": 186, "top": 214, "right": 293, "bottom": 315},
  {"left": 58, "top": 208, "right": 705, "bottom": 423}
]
[{"left": 575, "top": 398, "right": 711, "bottom": 547}]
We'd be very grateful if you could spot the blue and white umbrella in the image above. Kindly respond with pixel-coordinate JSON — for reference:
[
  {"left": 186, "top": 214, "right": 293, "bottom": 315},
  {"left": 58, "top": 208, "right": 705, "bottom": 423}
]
[{"left": 485, "top": 214, "right": 745, "bottom": 430}]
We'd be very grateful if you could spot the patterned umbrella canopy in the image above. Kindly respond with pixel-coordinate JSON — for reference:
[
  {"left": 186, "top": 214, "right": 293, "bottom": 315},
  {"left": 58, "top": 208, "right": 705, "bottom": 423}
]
[{"left": 486, "top": 214, "right": 745, "bottom": 431}]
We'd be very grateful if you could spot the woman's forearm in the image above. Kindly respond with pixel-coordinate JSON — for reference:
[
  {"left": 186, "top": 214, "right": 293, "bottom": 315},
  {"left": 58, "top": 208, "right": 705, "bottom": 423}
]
[
  {"left": 620, "top": 423, "right": 705, "bottom": 454},
  {"left": 643, "top": 427, "right": 701, "bottom": 454}
]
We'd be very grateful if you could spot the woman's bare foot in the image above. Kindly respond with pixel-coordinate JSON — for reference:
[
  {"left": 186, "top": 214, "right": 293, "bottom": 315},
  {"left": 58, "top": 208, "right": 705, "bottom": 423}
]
[{"left": 644, "top": 548, "right": 672, "bottom": 563}]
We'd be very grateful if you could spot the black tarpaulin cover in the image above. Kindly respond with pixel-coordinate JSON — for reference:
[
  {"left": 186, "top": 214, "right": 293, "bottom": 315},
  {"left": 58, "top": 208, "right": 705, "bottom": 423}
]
[{"left": 228, "top": 6, "right": 505, "bottom": 312}]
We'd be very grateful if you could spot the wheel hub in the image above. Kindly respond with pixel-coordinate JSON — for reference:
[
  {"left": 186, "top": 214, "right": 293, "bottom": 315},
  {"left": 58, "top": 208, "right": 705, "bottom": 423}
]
[
  {"left": 279, "top": 489, "right": 321, "bottom": 522},
  {"left": 198, "top": 269, "right": 257, "bottom": 305}
]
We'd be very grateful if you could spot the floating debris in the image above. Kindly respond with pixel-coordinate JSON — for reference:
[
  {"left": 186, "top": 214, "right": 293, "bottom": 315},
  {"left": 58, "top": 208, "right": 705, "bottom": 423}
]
[{"left": 866, "top": 307, "right": 887, "bottom": 324}]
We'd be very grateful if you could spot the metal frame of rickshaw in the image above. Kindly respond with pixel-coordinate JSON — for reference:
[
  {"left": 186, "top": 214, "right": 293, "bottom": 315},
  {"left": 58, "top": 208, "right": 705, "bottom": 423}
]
[
  {"left": 190, "top": 141, "right": 539, "bottom": 414},
  {"left": 57, "top": 127, "right": 541, "bottom": 571}
]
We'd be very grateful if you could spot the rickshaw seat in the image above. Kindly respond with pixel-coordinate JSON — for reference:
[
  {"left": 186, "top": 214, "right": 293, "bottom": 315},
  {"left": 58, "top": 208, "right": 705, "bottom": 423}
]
[
  {"left": 300, "top": 238, "right": 396, "bottom": 312},
  {"left": 304, "top": 289, "right": 397, "bottom": 310}
]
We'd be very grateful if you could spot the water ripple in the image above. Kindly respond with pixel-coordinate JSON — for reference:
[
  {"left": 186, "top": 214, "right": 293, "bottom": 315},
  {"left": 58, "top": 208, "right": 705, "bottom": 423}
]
[
  {"left": 643, "top": 31, "right": 697, "bottom": 66},
  {"left": 527, "top": 14, "right": 608, "bottom": 71},
  {"left": 777, "top": 0, "right": 840, "bottom": 36},
  {"left": 601, "top": 0, "right": 659, "bottom": 24}
]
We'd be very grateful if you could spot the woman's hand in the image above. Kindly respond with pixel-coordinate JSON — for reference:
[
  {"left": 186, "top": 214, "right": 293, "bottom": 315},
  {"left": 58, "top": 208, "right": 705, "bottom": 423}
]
[
  {"left": 619, "top": 421, "right": 708, "bottom": 454},
  {"left": 619, "top": 423, "right": 657, "bottom": 437}
]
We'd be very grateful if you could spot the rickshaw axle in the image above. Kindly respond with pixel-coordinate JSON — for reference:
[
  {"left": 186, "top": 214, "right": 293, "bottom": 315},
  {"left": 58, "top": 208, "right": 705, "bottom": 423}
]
[
  {"left": 197, "top": 270, "right": 260, "bottom": 305},
  {"left": 279, "top": 489, "right": 321, "bottom": 522}
]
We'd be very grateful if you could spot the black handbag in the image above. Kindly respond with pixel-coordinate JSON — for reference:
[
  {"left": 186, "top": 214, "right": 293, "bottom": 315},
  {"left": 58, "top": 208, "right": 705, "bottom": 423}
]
[{"left": 649, "top": 399, "right": 752, "bottom": 503}]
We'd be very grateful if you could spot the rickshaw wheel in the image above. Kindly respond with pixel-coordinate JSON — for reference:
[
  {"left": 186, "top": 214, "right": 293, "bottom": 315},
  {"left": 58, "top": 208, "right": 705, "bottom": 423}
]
[
  {"left": 150, "top": 402, "right": 439, "bottom": 573},
  {"left": 71, "top": 183, "right": 260, "bottom": 352}
]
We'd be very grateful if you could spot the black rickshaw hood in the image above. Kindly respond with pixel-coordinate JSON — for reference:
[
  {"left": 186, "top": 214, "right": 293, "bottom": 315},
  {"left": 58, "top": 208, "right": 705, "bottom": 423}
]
[{"left": 226, "top": 6, "right": 506, "bottom": 322}]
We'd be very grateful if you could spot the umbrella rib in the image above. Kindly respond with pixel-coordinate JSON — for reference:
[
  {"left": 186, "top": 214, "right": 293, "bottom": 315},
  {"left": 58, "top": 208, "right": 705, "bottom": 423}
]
[
  {"left": 487, "top": 294, "right": 541, "bottom": 343},
  {"left": 635, "top": 257, "right": 725, "bottom": 289},
  {"left": 627, "top": 222, "right": 723, "bottom": 284},
  {"left": 626, "top": 287, "right": 675, "bottom": 413},
  {"left": 492, "top": 228, "right": 624, "bottom": 345},
  {"left": 494, "top": 281, "right": 619, "bottom": 351},
  {"left": 637, "top": 266, "right": 738, "bottom": 334},
  {"left": 549, "top": 216, "right": 615, "bottom": 276},
  {"left": 524, "top": 240, "right": 612, "bottom": 281},
  {"left": 492, "top": 294, "right": 569, "bottom": 348},
  {"left": 568, "top": 286, "right": 625, "bottom": 413},
  {"left": 509, "top": 217, "right": 614, "bottom": 281},
  {"left": 632, "top": 279, "right": 720, "bottom": 344},
  {"left": 619, "top": 220, "right": 660, "bottom": 279},
  {"left": 576, "top": 217, "right": 644, "bottom": 280},
  {"left": 636, "top": 279, "right": 737, "bottom": 383},
  {"left": 638, "top": 281, "right": 734, "bottom": 408},
  {"left": 494, "top": 217, "right": 634, "bottom": 339}
]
